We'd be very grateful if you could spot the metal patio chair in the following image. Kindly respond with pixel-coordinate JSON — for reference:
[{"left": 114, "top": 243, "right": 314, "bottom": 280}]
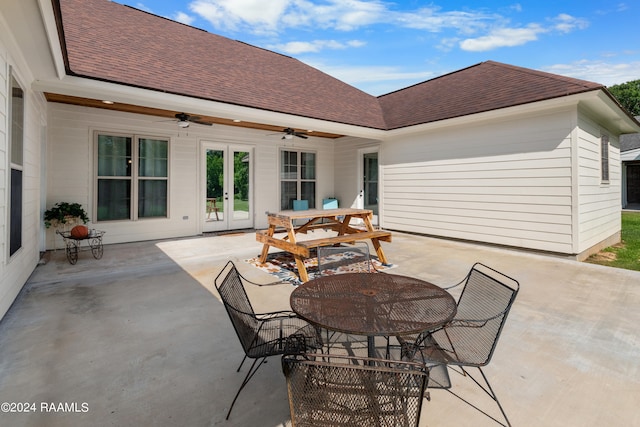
[
  {"left": 214, "top": 261, "right": 322, "bottom": 419},
  {"left": 317, "top": 242, "right": 372, "bottom": 276},
  {"left": 399, "top": 262, "right": 520, "bottom": 426},
  {"left": 282, "top": 353, "right": 429, "bottom": 427}
]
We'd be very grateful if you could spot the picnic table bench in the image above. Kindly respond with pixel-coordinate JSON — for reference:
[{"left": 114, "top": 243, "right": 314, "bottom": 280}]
[{"left": 256, "top": 208, "right": 392, "bottom": 282}]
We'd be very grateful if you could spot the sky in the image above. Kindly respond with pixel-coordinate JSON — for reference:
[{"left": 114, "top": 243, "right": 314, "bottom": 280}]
[{"left": 113, "top": 0, "right": 640, "bottom": 96}]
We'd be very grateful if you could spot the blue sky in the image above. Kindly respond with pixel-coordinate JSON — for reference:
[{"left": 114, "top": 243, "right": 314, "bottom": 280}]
[{"left": 114, "top": 0, "right": 639, "bottom": 96}]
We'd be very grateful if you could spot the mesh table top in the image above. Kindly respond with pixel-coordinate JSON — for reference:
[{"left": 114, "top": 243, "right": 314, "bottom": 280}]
[{"left": 290, "top": 273, "right": 457, "bottom": 336}]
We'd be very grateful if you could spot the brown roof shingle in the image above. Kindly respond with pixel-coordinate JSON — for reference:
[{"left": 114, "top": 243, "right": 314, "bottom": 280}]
[
  {"left": 378, "top": 61, "right": 603, "bottom": 129},
  {"left": 58, "top": 0, "right": 387, "bottom": 129},
  {"left": 56, "top": 0, "right": 605, "bottom": 132}
]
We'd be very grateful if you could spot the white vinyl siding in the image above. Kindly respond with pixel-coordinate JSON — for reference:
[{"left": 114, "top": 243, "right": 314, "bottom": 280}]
[
  {"left": 46, "top": 103, "right": 336, "bottom": 243},
  {"left": 576, "top": 113, "right": 621, "bottom": 252},
  {"left": 381, "top": 109, "right": 576, "bottom": 253}
]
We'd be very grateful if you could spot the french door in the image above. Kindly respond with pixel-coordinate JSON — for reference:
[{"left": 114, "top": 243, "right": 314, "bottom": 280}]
[
  {"left": 360, "top": 148, "right": 379, "bottom": 225},
  {"left": 202, "top": 142, "right": 253, "bottom": 232}
]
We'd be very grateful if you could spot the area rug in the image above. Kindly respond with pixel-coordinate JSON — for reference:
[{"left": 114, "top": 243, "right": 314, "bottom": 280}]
[{"left": 245, "top": 247, "right": 397, "bottom": 285}]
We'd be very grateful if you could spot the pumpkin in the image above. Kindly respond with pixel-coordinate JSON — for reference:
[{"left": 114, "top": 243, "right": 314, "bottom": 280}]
[{"left": 70, "top": 225, "right": 89, "bottom": 239}]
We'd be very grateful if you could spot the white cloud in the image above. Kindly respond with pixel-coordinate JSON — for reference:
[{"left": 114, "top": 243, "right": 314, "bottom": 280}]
[
  {"left": 187, "top": 0, "right": 497, "bottom": 35},
  {"left": 543, "top": 60, "right": 640, "bottom": 86},
  {"left": 174, "top": 11, "right": 196, "bottom": 25},
  {"left": 460, "top": 25, "right": 543, "bottom": 51},
  {"left": 398, "top": 8, "right": 495, "bottom": 35},
  {"left": 186, "top": 1, "right": 590, "bottom": 54},
  {"left": 271, "top": 39, "right": 366, "bottom": 55},
  {"left": 552, "top": 13, "right": 589, "bottom": 33},
  {"left": 189, "top": 0, "right": 290, "bottom": 33},
  {"left": 132, "top": 2, "right": 152, "bottom": 13}
]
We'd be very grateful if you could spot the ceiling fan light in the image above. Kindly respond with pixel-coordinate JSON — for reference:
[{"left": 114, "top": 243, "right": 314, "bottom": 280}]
[
  {"left": 177, "top": 120, "right": 190, "bottom": 128},
  {"left": 283, "top": 134, "right": 293, "bottom": 140}
]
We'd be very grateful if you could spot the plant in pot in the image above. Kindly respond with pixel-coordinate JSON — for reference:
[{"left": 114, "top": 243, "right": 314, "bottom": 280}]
[{"left": 44, "top": 202, "right": 89, "bottom": 229}]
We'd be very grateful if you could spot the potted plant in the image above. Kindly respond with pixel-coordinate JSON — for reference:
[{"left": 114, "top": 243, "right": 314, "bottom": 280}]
[{"left": 44, "top": 202, "right": 89, "bottom": 228}]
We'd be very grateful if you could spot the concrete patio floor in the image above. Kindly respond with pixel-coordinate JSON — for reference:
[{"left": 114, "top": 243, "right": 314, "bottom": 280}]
[{"left": 0, "top": 229, "right": 638, "bottom": 426}]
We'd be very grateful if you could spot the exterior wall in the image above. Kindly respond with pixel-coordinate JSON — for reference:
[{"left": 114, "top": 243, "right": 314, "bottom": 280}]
[
  {"left": 575, "top": 110, "right": 622, "bottom": 256},
  {"left": 0, "top": 26, "right": 46, "bottom": 319},
  {"left": 46, "top": 103, "right": 335, "bottom": 244},
  {"left": 380, "top": 108, "right": 578, "bottom": 254},
  {"left": 333, "top": 136, "right": 380, "bottom": 209}
]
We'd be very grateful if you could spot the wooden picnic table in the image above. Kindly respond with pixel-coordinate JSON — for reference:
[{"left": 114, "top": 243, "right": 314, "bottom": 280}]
[{"left": 256, "top": 208, "right": 392, "bottom": 282}]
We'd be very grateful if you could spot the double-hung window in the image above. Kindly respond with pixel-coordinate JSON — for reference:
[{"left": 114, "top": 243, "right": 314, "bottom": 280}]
[
  {"left": 96, "top": 133, "right": 169, "bottom": 221},
  {"left": 280, "top": 150, "right": 316, "bottom": 210}
]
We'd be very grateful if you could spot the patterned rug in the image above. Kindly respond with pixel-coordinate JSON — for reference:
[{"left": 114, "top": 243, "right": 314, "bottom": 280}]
[{"left": 245, "top": 247, "right": 397, "bottom": 285}]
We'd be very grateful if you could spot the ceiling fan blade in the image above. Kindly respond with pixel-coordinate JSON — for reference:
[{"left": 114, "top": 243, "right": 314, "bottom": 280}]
[
  {"left": 191, "top": 120, "right": 213, "bottom": 126},
  {"left": 295, "top": 133, "right": 308, "bottom": 139}
]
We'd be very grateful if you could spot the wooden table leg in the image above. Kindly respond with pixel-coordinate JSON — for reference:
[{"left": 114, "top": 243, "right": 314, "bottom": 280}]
[
  {"left": 362, "top": 213, "right": 389, "bottom": 265},
  {"left": 286, "top": 226, "right": 310, "bottom": 282},
  {"left": 294, "top": 255, "right": 310, "bottom": 282},
  {"left": 259, "top": 224, "right": 276, "bottom": 263}
]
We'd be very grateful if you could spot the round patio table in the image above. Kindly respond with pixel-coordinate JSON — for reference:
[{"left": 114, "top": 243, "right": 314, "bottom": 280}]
[{"left": 290, "top": 272, "right": 457, "bottom": 358}]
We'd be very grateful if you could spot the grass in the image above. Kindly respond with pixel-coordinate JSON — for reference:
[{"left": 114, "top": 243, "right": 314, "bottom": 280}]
[{"left": 586, "top": 212, "right": 640, "bottom": 271}]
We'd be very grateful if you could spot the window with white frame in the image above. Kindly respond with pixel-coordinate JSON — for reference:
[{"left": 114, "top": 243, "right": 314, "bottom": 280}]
[
  {"left": 601, "top": 134, "right": 610, "bottom": 182},
  {"left": 9, "top": 71, "right": 24, "bottom": 256},
  {"left": 95, "top": 133, "right": 169, "bottom": 221},
  {"left": 280, "top": 149, "right": 316, "bottom": 210}
]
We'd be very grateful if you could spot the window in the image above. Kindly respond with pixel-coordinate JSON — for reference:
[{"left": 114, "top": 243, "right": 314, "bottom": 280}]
[
  {"left": 601, "top": 134, "right": 610, "bottom": 182},
  {"left": 96, "top": 133, "right": 168, "bottom": 221},
  {"left": 280, "top": 150, "right": 316, "bottom": 210},
  {"left": 9, "top": 72, "right": 24, "bottom": 256}
]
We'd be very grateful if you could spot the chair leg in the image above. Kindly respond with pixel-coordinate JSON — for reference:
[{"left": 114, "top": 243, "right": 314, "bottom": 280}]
[
  {"left": 441, "top": 366, "right": 511, "bottom": 427},
  {"left": 236, "top": 354, "right": 248, "bottom": 372},
  {"left": 225, "top": 357, "right": 267, "bottom": 420}
]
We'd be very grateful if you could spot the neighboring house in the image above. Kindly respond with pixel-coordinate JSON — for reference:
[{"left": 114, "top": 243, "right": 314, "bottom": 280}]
[
  {"left": 621, "top": 118, "right": 640, "bottom": 209},
  {"left": 1, "top": 0, "right": 639, "bottom": 320}
]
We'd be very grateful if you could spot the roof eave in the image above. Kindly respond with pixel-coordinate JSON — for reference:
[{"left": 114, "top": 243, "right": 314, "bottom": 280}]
[
  {"left": 381, "top": 89, "right": 640, "bottom": 139},
  {"left": 33, "top": 75, "right": 387, "bottom": 139}
]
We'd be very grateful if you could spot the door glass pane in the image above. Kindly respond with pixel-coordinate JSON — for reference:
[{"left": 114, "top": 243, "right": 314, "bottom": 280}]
[
  {"left": 364, "top": 152, "right": 378, "bottom": 215},
  {"left": 97, "top": 179, "right": 131, "bottom": 220},
  {"left": 206, "top": 149, "right": 224, "bottom": 220},
  {"left": 233, "top": 151, "right": 250, "bottom": 220}
]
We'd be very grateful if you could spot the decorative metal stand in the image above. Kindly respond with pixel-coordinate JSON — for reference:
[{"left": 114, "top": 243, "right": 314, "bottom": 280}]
[{"left": 56, "top": 229, "right": 105, "bottom": 265}]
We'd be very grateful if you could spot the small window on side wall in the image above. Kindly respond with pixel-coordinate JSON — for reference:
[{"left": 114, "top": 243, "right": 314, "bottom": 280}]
[{"left": 601, "top": 134, "right": 609, "bottom": 183}]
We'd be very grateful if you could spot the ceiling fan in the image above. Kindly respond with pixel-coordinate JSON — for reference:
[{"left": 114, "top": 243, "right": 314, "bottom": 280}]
[
  {"left": 171, "top": 113, "right": 213, "bottom": 128},
  {"left": 275, "top": 128, "right": 308, "bottom": 139}
]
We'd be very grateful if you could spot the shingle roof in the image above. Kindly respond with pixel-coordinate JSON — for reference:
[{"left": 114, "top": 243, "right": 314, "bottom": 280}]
[
  {"left": 378, "top": 61, "right": 603, "bottom": 129},
  {"left": 56, "top": 0, "right": 605, "bottom": 132},
  {"left": 621, "top": 133, "right": 640, "bottom": 152},
  {"left": 57, "top": 0, "right": 387, "bottom": 129}
]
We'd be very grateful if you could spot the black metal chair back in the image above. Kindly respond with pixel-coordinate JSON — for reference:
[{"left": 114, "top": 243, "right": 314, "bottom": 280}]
[
  {"left": 282, "top": 353, "right": 428, "bottom": 427},
  {"left": 436, "top": 262, "right": 520, "bottom": 366},
  {"left": 215, "top": 261, "right": 261, "bottom": 356},
  {"left": 214, "top": 261, "right": 322, "bottom": 419}
]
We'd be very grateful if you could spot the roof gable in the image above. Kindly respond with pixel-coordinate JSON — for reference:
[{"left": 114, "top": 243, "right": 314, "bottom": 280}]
[
  {"left": 378, "top": 61, "right": 603, "bottom": 129},
  {"left": 57, "top": 0, "right": 387, "bottom": 129}
]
